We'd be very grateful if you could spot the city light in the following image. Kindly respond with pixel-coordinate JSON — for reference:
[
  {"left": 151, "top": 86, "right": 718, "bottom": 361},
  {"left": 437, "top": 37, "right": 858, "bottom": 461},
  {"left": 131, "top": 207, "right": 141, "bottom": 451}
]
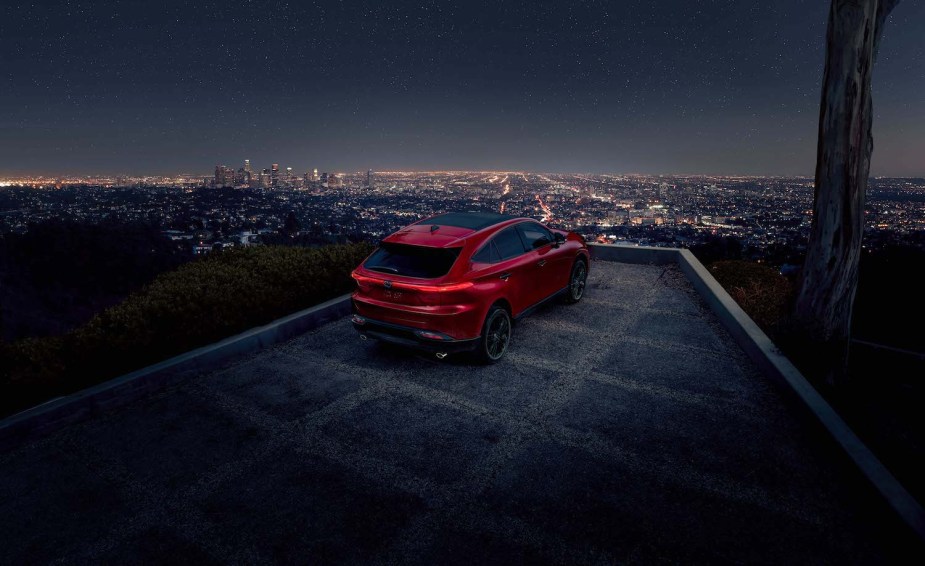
[{"left": 1, "top": 168, "right": 922, "bottom": 256}]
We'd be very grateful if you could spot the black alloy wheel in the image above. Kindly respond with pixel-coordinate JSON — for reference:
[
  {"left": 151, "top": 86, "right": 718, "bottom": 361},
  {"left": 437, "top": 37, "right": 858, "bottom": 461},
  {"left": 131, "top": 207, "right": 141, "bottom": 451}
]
[
  {"left": 565, "top": 260, "right": 587, "bottom": 304},
  {"left": 476, "top": 306, "right": 512, "bottom": 363}
]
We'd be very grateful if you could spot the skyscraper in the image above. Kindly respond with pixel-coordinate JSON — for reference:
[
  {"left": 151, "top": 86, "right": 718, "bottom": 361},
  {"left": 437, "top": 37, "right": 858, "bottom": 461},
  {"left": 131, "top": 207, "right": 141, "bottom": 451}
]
[
  {"left": 214, "top": 165, "right": 235, "bottom": 188},
  {"left": 312, "top": 168, "right": 319, "bottom": 182},
  {"left": 271, "top": 163, "right": 279, "bottom": 188},
  {"left": 367, "top": 168, "right": 374, "bottom": 189}
]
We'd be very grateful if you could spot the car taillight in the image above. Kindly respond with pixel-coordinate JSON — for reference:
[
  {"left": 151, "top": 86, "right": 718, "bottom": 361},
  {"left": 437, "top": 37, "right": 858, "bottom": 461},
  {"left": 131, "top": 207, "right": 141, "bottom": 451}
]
[
  {"left": 352, "top": 271, "right": 374, "bottom": 290},
  {"left": 407, "top": 281, "right": 474, "bottom": 293},
  {"left": 351, "top": 272, "right": 473, "bottom": 294}
]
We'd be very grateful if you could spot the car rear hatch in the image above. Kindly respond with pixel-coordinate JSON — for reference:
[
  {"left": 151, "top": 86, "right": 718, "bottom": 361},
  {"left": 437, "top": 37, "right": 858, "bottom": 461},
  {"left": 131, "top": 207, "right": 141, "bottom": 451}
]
[{"left": 354, "top": 243, "right": 465, "bottom": 306}]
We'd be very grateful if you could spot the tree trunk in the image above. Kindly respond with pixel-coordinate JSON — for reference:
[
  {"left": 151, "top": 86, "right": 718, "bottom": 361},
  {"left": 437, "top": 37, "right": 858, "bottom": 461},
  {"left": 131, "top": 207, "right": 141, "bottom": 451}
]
[{"left": 794, "top": 0, "right": 898, "bottom": 385}]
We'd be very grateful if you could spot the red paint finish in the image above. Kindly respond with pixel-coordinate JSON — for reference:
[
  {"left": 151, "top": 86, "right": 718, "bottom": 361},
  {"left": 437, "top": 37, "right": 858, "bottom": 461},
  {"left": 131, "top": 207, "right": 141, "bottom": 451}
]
[{"left": 351, "top": 213, "right": 589, "bottom": 348}]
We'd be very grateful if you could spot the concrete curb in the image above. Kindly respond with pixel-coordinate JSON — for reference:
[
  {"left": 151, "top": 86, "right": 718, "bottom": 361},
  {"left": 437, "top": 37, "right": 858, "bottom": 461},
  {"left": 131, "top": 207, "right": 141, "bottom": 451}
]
[
  {"left": 589, "top": 243, "right": 925, "bottom": 541},
  {"left": 0, "top": 293, "right": 353, "bottom": 451}
]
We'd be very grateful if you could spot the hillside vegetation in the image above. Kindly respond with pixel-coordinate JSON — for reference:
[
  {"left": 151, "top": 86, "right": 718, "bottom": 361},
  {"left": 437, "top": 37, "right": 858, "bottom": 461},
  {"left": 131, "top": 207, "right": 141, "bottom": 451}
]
[
  {"left": 0, "top": 219, "right": 189, "bottom": 342},
  {"left": 707, "top": 260, "right": 793, "bottom": 333},
  {"left": 0, "top": 242, "right": 373, "bottom": 417}
]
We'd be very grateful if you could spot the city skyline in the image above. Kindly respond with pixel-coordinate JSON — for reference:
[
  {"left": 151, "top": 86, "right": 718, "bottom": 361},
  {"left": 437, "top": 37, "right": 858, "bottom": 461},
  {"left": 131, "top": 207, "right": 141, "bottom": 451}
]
[
  {"left": 1, "top": 1, "right": 923, "bottom": 177},
  {"left": 3, "top": 171, "right": 922, "bottom": 256},
  {"left": 3, "top": 161, "right": 924, "bottom": 186}
]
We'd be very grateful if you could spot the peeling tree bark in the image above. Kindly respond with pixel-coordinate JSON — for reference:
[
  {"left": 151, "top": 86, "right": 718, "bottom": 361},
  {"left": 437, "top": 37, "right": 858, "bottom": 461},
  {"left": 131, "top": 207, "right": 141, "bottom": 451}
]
[{"left": 795, "top": 0, "right": 899, "bottom": 385}]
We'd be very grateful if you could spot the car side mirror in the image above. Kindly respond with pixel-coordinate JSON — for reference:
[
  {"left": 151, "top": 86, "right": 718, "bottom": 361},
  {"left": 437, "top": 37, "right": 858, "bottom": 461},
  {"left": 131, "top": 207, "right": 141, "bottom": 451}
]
[{"left": 554, "top": 232, "right": 566, "bottom": 243}]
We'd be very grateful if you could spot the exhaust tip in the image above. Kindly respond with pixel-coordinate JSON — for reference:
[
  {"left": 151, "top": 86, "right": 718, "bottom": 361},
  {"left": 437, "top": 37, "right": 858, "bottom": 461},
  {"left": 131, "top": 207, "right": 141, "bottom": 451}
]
[{"left": 435, "top": 352, "right": 448, "bottom": 359}]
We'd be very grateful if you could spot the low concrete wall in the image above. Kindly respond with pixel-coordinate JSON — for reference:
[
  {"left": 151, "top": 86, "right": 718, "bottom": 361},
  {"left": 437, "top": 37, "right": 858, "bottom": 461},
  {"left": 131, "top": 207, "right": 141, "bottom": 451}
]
[
  {"left": 0, "top": 293, "right": 352, "bottom": 451},
  {"left": 588, "top": 243, "right": 925, "bottom": 540},
  {"left": 587, "top": 242, "right": 678, "bottom": 265}
]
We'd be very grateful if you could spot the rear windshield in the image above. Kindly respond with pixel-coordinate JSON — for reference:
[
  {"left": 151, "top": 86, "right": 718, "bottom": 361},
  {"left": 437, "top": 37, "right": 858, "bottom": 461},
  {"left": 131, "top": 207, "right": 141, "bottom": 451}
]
[{"left": 364, "top": 243, "right": 463, "bottom": 279}]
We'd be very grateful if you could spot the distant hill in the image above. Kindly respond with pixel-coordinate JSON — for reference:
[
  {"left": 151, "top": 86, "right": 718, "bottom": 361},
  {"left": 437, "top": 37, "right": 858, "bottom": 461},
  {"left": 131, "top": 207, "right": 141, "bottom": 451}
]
[
  {"left": 0, "top": 241, "right": 373, "bottom": 418},
  {"left": 0, "top": 219, "right": 189, "bottom": 342}
]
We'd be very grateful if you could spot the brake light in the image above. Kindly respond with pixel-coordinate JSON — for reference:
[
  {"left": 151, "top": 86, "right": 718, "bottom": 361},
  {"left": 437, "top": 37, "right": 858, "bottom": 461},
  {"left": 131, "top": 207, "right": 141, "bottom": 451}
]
[
  {"left": 351, "top": 271, "right": 375, "bottom": 290},
  {"left": 412, "top": 281, "right": 474, "bottom": 293},
  {"left": 351, "top": 271, "right": 473, "bottom": 293}
]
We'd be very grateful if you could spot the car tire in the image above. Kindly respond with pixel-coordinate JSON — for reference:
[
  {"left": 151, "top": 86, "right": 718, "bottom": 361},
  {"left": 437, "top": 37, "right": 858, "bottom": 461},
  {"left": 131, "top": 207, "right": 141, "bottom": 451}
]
[
  {"left": 564, "top": 259, "right": 588, "bottom": 304},
  {"left": 474, "top": 305, "right": 512, "bottom": 364}
]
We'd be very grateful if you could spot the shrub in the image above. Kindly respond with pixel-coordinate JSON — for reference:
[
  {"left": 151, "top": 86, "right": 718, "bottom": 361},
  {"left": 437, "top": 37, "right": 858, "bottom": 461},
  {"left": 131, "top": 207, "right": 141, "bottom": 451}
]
[
  {"left": 0, "top": 219, "right": 189, "bottom": 342},
  {"left": 708, "top": 260, "right": 793, "bottom": 332},
  {"left": 0, "top": 337, "right": 68, "bottom": 416},
  {"left": 0, "top": 242, "right": 373, "bottom": 417}
]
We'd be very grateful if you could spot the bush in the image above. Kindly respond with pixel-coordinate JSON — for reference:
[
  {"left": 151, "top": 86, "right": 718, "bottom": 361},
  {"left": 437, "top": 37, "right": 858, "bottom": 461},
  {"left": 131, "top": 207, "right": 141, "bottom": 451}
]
[
  {"left": 0, "top": 337, "right": 68, "bottom": 416},
  {"left": 708, "top": 260, "right": 793, "bottom": 332},
  {"left": 0, "top": 242, "right": 373, "bottom": 417},
  {"left": 0, "top": 219, "right": 189, "bottom": 342}
]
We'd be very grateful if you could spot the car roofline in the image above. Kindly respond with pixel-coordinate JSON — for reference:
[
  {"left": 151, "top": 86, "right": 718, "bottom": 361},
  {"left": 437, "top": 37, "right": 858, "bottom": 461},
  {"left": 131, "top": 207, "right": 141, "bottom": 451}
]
[
  {"left": 380, "top": 213, "right": 535, "bottom": 249},
  {"left": 418, "top": 216, "right": 531, "bottom": 248}
]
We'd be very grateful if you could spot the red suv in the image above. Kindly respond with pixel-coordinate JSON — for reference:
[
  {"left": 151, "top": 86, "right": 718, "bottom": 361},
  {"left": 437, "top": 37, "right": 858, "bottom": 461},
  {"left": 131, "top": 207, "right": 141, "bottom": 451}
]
[{"left": 351, "top": 212, "right": 590, "bottom": 362}]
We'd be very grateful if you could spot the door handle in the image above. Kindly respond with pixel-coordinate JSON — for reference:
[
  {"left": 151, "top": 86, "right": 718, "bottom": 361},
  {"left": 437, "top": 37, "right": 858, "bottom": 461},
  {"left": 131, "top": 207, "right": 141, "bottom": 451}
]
[
  {"left": 537, "top": 260, "right": 547, "bottom": 267},
  {"left": 499, "top": 272, "right": 512, "bottom": 281}
]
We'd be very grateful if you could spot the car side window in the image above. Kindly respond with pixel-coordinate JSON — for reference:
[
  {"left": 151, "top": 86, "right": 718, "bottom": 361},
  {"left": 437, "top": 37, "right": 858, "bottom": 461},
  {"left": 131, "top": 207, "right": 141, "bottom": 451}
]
[
  {"left": 493, "top": 226, "right": 528, "bottom": 260},
  {"left": 471, "top": 240, "right": 501, "bottom": 264},
  {"left": 517, "top": 222, "right": 554, "bottom": 250}
]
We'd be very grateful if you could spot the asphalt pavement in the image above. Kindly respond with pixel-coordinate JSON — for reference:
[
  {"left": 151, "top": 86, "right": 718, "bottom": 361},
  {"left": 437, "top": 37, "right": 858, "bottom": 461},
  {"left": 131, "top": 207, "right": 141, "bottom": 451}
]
[{"left": 0, "top": 260, "right": 916, "bottom": 564}]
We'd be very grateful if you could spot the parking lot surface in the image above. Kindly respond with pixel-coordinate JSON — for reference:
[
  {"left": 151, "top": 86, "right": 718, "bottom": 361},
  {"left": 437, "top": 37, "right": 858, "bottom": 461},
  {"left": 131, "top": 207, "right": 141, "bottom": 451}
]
[{"left": 0, "top": 261, "right": 913, "bottom": 563}]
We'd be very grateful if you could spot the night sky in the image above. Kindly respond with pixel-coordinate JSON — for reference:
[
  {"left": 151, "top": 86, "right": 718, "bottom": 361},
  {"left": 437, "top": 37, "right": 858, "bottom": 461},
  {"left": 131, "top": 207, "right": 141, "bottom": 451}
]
[{"left": 0, "top": 0, "right": 922, "bottom": 176}]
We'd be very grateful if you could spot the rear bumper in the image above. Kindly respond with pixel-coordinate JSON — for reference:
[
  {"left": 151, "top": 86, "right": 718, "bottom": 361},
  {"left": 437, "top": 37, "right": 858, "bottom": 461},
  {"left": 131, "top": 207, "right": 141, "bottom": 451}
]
[
  {"left": 351, "top": 292, "right": 485, "bottom": 340},
  {"left": 351, "top": 314, "right": 480, "bottom": 353}
]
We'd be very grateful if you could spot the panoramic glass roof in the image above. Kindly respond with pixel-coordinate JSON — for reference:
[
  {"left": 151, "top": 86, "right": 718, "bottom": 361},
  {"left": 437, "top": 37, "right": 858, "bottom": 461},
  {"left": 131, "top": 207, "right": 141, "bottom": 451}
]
[{"left": 422, "top": 212, "right": 517, "bottom": 231}]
